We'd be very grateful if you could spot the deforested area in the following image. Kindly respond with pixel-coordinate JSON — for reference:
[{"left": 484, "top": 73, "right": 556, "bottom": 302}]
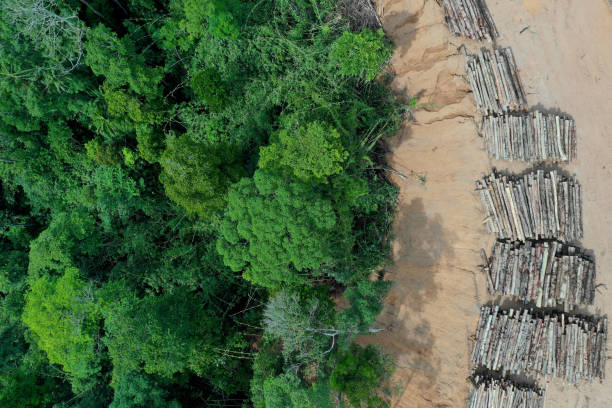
[
  {"left": 471, "top": 306, "right": 607, "bottom": 384},
  {"left": 483, "top": 240, "right": 595, "bottom": 308},
  {"left": 481, "top": 111, "right": 577, "bottom": 162},
  {"left": 468, "top": 375, "right": 545, "bottom": 408},
  {"left": 476, "top": 170, "right": 583, "bottom": 242},
  {"left": 0, "top": 1, "right": 403, "bottom": 407},
  {"left": 422, "top": 0, "right": 612, "bottom": 406}
]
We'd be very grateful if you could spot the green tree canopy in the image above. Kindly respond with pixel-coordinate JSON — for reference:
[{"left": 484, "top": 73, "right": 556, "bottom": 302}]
[
  {"left": 217, "top": 169, "right": 351, "bottom": 289},
  {"left": 182, "top": 0, "right": 241, "bottom": 39},
  {"left": 22, "top": 267, "right": 100, "bottom": 389},
  {"left": 0, "top": 0, "right": 85, "bottom": 87},
  {"left": 190, "top": 68, "right": 230, "bottom": 111},
  {"left": 0, "top": 349, "right": 71, "bottom": 408},
  {"left": 329, "top": 343, "right": 393, "bottom": 408},
  {"left": 159, "top": 134, "right": 244, "bottom": 217},
  {"left": 329, "top": 29, "right": 391, "bottom": 81},
  {"left": 259, "top": 121, "right": 348, "bottom": 183},
  {"left": 0, "top": 0, "right": 400, "bottom": 405},
  {"left": 250, "top": 340, "right": 283, "bottom": 408},
  {"left": 337, "top": 280, "right": 391, "bottom": 340},
  {"left": 102, "top": 289, "right": 219, "bottom": 382},
  {"left": 84, "top": 24, "right": 163, "bottom": 99},
  {"left": 109, "top": 369, "right": 180, "bottom": 408},
  {"left": 263, "top": 373, "right": 333, "bottom": 408},
  {"left": 27, "top": 211, "right": 99, "bottom": 279}
]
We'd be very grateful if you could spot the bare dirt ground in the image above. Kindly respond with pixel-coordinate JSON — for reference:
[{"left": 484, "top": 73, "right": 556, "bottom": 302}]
[{"left": 368, "top": 0, "right": 612, "bottom": 407}]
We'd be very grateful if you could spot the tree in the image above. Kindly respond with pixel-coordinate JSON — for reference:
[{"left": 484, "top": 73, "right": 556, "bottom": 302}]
[
  {"left": 91, "top": 164, "right": 141, "bottom": 230},
  {"left": 0, "top": 217, "right": 73, "bottom": 407},
  {"left": 217, "top": 169, "right": 350, "bottom": 289},
  {"left": 328, "top": 29, "right": 391, "bottom": 81},
  {"left": 84, "top": 24, "right": 163, "bottom": 99},
  {"left": 263, "top": 291, "right": 336, "bottom": 365},
  {"left": 182, "top": 0, "right": 240, "bottom": 39},
  {"left": 259, "top": 121, "right": 348, "bottom": 183},
  {"left": 191, "top": 68, "right": 229, "bottom": 111},
  {"left": 26, "top": 211, "right": 100, "bottom": 280},
  {"left": 250, "top": 341, "right": 283, "bottom": 408},
  {"left": 109, "top": 369, "right": 180, "bottom": 408},
  {"left": 336, "top": 280, "right": 391, "bottom": 341},
  {"left": 329, "top": 344, "right": 393, "bottom": 408},
  {"left": 0, "top": 350, "right": 72, "bottom": 408},
  {"left": 1, "top": 0, "right": 84, "bottom": 82},
  {"left": 263, "top": 373, "right": 333, "bottom": 408},
  {"left": 84, "top": 138, "right": 121, "bottom": 166},
  {"left": 102, "top": 288, "right": 248, "bottom": 394},
  {"left": 159, "top": 134, "right": 244, "bottom": 217},
  {"left": 22, "top": 267, "right": 100, "bottom": 389}
]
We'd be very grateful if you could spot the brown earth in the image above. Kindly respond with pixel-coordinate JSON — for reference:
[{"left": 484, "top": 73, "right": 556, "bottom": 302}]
[{"left": 367, "top": 0, "right": 612, "bottom": 407}]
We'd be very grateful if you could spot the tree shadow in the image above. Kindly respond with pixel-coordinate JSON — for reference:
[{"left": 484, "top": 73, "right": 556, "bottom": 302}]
[
  {"left": 394, "top": 197, "right": 452, "bottom": 267},
  {"left": 383, "top": 114, "right": 414, "bottom": 152},
  {"left": 381, "top": 1, "right": 425, "bottom": 53},
  {"left": 370, "top": 197, "right": 457, "bottom": 398}
]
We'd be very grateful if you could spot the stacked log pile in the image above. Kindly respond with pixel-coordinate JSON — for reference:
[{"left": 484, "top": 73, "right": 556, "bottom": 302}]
[
  {"left": 464, "top": 47, "right": 527, "bottom": 114},
  {"left": 439, "top": 0, "right": 498, "bottom": 41},
  {"left": 482, "top": 241, "right": 595, "bottom": 308},
  {"left": 441, "top": 0, "right": 607, "bottom": 400},
  {"left": 482, "top": 112, "right": 577, "bottom": 162},
  {"left": 476, "top": 170, "right": 583, "bottom": 242},
  {"left": 468, "top": 375, "right": 545, "bottom": 408},
  {"left": 472, "top": 306, "right": 607, "bottom": 383}
]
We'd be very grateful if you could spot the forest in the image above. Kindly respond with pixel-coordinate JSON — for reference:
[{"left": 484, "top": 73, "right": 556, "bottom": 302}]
[{"left": 0, "top": 0, "right": 405, "bottom": 407}]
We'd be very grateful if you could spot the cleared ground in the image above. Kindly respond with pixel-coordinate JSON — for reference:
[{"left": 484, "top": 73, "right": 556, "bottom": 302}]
[{"left": 370, "top": 0, "right": 612, "bottom": 407}]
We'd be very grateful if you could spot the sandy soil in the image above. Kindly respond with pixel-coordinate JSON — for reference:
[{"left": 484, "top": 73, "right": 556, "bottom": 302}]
[{"left": 368, "top": 0, "right": 612, "bottom": 407}]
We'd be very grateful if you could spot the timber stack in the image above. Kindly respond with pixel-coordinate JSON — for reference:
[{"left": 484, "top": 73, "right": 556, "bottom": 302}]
[
  {"left": 481, "top": 111, "right": 577, "bottom": 162},
  {"left": 471, "top": 306, "right": 607, "bottom": 384},
  {"left": 468, "top": 375, "right": 545, "bottom": 408},
  {"left": 476, "top": 170, "right": 583, "bottom": 242},
  {"left": 439, "top": 0, "right": 498, "bottom": 41},
  {"left": 482, "top": 240, "right": 595, "bottom": 308},
  {"left": 439, "top": 0, "right": 608, "bottom": 402},
  {"left": 464, "top": 47, "right": 527, "bottom": 114}
]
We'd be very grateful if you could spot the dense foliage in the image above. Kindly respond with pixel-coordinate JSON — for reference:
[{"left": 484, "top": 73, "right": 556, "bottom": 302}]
[{"left": 0, "top": 0, "right": 402, "bottom": 406}]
